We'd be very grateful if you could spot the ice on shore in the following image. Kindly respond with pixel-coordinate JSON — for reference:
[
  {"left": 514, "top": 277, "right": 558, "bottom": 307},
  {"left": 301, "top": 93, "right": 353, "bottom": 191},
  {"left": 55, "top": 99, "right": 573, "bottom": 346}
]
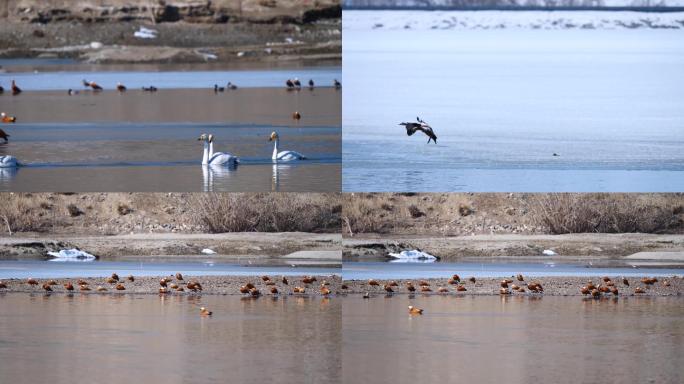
[
  {"left": 201, "top": 248, "right": 217, "bottom": 255},
  {"left": 343, "top": 10, "right": 684, "bottom": 30},
  {"left": 388, "top": 249, "right": 438, "bottom": 262},
  {"left": 47, "top": 249, "right": 96, "bottom": 262},
  {"left": 543, "top": 249, "right": 558, "bottom": 256}
]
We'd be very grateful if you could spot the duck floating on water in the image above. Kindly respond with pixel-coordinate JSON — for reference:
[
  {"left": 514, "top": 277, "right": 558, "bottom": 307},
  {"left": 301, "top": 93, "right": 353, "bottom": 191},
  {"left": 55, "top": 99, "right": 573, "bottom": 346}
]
[
  {"left": 116, "top": 82, "right": 127, "bottom": 92},
  {"left": 1, "top": 112, "right": 17, "bottom": 123},
  {"left": 227, "top": 82, "right": 237, "bottom": 90},
  {"left": 400, "top": 117, "right": 437, "bottom": 144},
  {"left": 334, "top": 79, "right": 341, "bottom": 89},
  {"left": 269, "top": 131, "right": 306, "bottom": 161},
  {"left": 0, "top": 129, "right": 10, "bottom": 144},
  {"left": 142, "top": 86, "right": 158, "bottom": 92},
  {"left": 408, "top": 305, "right": 423, "bottom": 315}
]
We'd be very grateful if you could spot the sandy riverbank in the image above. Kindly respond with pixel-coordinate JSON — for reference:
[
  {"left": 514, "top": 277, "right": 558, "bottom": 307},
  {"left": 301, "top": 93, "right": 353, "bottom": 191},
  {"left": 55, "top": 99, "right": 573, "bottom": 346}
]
[
  {"left": 0, "top": 88, "right": 341, "bottom": 126},
  {"left": 341, "top": 276, "right": 683, "bottom": 297},
  {"left": 0, "top": 232, "right": 341, "bottom": 259},
  {"left": 344, "top": 234, "right": 684, "bottom": 260},
  {"left": 0, "top": 274, "right": 342, "bottom": 296}
]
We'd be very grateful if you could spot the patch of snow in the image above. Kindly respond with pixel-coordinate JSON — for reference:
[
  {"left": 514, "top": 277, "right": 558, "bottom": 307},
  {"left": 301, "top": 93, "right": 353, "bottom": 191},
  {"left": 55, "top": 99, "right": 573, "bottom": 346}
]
[
  {"left": 201, "top": 248, "right": 216, "bottom": 255},
  {"left": 543, "top": 249, "right": 557, "bottom": 256},
  {"left": 134, "top": 26, "right": 158, "bottom": 39},
  {"left": 343, "top": 10, "right": 684, "bottom": 30},
  {"left": 47, "top": 249, "right": 96, "bottom": 262},
  {"left": 388, "top": 249, "right": 438, "bottom": 261}
]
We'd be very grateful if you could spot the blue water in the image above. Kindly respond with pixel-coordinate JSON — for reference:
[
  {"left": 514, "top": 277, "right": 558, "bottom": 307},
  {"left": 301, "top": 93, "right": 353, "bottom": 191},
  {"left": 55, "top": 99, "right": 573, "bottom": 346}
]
[
  {"left": 342, "top": 24, "right": 684, "bottom": 191},
  {"left": 0, "top": 260, "right": 340, "bottom": 279},
  {"left": 0, "top": 67, "right": 341, "bottom": 90}
]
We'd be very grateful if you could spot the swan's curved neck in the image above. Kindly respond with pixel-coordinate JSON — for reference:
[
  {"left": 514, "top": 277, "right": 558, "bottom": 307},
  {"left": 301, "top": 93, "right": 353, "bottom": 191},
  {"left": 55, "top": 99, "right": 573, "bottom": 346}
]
[
  {"left": 202, "top": 141, "right": 209, "bottom": 165},
  {"left": 272, "top": 138, "right": 279, "bottom": 160},
  {"left": 209, "top": 141, "right": 214, "bottom": 158}
]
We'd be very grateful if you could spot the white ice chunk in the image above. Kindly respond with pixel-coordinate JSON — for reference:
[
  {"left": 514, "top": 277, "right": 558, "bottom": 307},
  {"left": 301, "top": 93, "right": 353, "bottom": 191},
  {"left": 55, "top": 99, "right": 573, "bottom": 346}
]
[{"left": 47, "top": 249, "right": 96, "bottom": 262}]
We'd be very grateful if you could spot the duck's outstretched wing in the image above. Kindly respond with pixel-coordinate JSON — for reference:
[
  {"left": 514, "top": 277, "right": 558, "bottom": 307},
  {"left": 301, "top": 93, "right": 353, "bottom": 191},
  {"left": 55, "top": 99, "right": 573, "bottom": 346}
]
[
  {"left": 401, "top": 122, "right": 421, "bottom": 136},
  {"left": 419, "top": 126, "right": 437, "bottom": 144}
]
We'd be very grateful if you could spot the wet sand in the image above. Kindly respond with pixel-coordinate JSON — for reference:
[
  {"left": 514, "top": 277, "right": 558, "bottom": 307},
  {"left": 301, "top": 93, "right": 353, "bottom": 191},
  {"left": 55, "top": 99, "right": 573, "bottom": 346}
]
[
  {"left": 341, "top": 276, "right": 683, "bottom": 297},
  {"left": 343, "top": 295, "right": 684, "bottom": 384},
  {"left": 1, "top": 88, "right": 341, "bottom": 126},
  {"left": 0, "top": 274, "right": 342, "bottom": 296},
  {"left": 0, "top": 293, "right": 340, "bottom": 383}
]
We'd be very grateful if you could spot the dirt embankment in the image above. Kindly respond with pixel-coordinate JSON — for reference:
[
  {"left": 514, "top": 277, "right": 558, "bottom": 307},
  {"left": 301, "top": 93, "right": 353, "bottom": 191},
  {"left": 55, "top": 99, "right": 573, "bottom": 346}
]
[
  {"left": 0, "top": 1, "right": 341, "bottom": 64},
  {"left": 343, "top": 193, "right": 684, "bottom": 237},
  {"left": 344, "top": 233, "right": 684, "bottom": 260}
]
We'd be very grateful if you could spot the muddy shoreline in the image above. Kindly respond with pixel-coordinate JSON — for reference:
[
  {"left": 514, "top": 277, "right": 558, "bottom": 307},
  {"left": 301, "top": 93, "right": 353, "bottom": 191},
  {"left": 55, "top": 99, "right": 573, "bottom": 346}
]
[
  {"left": 0, "top": 233, "right": 341, "bottom": 259},
  {"left": 341, "top": 276, "right": 683, "bottom": 297},
  {"left": 344, "top": 234, "right": 684, "bottom": 260},
  {"left": 0, "top": 274, "right": 342, "bottom": 296}
]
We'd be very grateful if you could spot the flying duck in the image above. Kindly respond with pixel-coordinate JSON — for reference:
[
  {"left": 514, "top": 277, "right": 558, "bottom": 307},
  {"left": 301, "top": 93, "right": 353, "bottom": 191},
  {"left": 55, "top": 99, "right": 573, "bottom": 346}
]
[
  {"left": 11, "top": 80, "right": 21, "bottom": 95},
  {"left": 1, "top": 112, "right": 16, "bottom": 124},
  {"left": 400, "top": 117, "right": 437, "bottom": 144},
  {"left": 83, "top": 79, "right": 102, "bottom": 91}
]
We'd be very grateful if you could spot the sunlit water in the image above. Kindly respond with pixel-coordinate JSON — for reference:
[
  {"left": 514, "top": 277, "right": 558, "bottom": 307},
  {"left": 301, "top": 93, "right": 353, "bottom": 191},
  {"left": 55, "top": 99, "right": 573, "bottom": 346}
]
[
  {"left": 342, "top": 15, "right": 684, "bottom": 191},
  {"left": 0, "top": 293, "right": 340, "bottom": 383},
  {"left": 343, "top": 295, "right": 684, "bottom": 384}
]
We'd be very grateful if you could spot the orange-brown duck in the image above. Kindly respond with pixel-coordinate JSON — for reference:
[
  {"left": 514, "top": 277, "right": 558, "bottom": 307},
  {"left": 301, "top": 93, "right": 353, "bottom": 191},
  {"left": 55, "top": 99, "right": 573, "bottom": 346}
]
[
  {"left": 200, "top": 307, "right": 212, "bottom": 316},
  {"left": 408, "top": 305, "right": 423, "bottom": 315}
]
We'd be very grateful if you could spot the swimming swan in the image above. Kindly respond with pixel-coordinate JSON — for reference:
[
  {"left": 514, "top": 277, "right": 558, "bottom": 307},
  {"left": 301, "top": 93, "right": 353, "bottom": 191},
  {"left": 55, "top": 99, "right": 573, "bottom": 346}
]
[
  {"left": 0, "top": 155, "right": 18, "bottom": 168},
  {"left": 198, "top": 134, "right": 239, "bottom": 166},
  {"left": 269, "top": 131, "right": 306, "bottom": 161}
]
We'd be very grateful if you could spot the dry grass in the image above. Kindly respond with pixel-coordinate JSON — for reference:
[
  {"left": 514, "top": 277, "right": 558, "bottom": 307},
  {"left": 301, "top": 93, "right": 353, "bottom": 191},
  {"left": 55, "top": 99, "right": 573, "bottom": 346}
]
[
  {"left": 188, "top": 193, "right": 341, "bottom": 233},
  {"left": 528, "top": 194, "right": 683, "bottom": 234},
  {"left": 343, "top": 193, "right": 684, "bottom": 236},
  {"left": 0, "top": 194, "right": 56, "bottom": 234}
]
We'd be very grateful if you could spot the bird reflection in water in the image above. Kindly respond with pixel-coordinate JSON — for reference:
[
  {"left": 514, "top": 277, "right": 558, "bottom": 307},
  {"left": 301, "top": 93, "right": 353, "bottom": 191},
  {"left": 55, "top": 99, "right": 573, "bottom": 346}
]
[
  {"left": 201, "top": 164, "right": 238, "bottom": 192},
  {"left": 271, "top": 162, "right": 295, "bottom": 191}
]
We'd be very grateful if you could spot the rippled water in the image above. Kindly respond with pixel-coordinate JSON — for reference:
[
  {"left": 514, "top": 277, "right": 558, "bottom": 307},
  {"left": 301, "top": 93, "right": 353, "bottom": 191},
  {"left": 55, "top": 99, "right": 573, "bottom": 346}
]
[
  {"left": 343, "top": 295, "right": 684, "bottom": 384},
  {"left": 342, "top": 22, "right": 684, "bottom": 191},
  {"left": 0, "top": 293, "right": 341, "bottom": 383}
]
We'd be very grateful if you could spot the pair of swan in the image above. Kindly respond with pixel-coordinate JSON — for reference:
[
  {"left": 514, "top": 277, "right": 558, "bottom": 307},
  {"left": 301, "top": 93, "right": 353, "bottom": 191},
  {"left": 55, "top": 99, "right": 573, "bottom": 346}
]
[
  {"left": 199, "top": 133, "right": 239, "bottom": 166},
  {"left": 198, "top": 131, "right": 305, "bottom": 166}
]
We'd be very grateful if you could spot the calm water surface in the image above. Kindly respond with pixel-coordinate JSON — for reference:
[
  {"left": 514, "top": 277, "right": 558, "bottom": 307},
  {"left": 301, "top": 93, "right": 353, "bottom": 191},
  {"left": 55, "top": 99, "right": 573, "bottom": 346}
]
[
  {"left": 0, "top": 293, "right": 340, "bottom": 383},
  {"left": 343, "top": 295, "right": 684, "bottom": 384},
  {"left": 342, "top": 20, "right": 684, "bottom": 191}
]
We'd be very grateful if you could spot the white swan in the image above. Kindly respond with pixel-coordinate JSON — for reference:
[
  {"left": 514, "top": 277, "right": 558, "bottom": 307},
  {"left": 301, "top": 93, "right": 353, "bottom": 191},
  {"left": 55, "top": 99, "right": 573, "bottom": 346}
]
[
  {"left": 0, "top": 155, "right": 18, "bottom": 168},
  {"left": 198, "top": 134, "right": 239, "bottom": 166},
  {"left": 269, "top": 131, "right": 306, "bottom": 161}
]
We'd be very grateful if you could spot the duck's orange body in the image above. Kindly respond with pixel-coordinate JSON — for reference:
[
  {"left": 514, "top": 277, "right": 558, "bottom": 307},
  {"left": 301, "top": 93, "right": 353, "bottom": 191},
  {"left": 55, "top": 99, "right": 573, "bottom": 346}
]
[{"left": 408, "top": 306, "right": 423, "bottom": 315}]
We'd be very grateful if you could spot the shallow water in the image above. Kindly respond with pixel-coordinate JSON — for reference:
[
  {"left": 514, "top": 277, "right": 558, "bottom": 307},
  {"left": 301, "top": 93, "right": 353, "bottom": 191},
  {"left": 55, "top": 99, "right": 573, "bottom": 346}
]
[
  {"left": 0, "top": 66, "right": 341, "bottom": 90},
  {"left": 0, "top": 293, "right": 340, "bottom": 383},
  {"left": 343, "top": 295, "right": 684, "bottom": 384},
  {"left": 0, "top": 260, "right": 340, "bottom": 280},
  {"left": 342, "top": 261, "right": 684, "bottom": 280},
  {"left": 342, "top": 20, "right": 684, "bottom": 191}
]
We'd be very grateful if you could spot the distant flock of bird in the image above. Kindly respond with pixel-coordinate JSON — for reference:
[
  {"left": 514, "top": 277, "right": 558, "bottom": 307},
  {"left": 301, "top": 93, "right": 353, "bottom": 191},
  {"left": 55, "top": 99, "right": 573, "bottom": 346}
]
[
  {"left": 0, "top": 76, "right": 342, "bottom": 168},
  {"left": 0, "top": 273, "right": 338, "bottom": 317},
  {"left": 355, "top": 274, "right": 673, "bottom": 315}
]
